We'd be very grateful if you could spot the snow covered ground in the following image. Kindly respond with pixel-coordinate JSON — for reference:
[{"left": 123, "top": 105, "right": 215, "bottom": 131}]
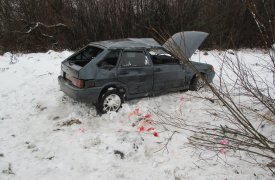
[{"left": 0, "top": 50, "right": 274, "bottom": 180}]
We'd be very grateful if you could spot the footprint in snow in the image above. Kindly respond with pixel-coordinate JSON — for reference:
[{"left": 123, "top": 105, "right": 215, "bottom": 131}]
[
  {"left": 25, "top": 142, "right": 39, "bottom": 152},
  {"left": 35, "top": 104, "right": 47, "bottom": 112}
]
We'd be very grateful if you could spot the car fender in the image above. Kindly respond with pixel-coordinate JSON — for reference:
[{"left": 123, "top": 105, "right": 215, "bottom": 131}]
[{"left": 98, "top": 82, "right": 129, "bottom": 101}]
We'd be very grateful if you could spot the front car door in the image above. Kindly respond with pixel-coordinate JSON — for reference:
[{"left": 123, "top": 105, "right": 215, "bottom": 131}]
[
  {"left": 148, "top": 48, "right": 186, "bottom": 92},
  {"left": 117, "top": 50, "right": 153, "bottom": 95}
]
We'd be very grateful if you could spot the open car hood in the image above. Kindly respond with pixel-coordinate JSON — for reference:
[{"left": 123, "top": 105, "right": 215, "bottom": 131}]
[{"left": 163, "top": 31, "right": 209, "bottom": 59}]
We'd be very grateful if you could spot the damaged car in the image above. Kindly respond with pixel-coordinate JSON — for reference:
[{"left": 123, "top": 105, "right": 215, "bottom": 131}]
[{"left": 58, "top": 31, "right": 215, "bottom": 113}]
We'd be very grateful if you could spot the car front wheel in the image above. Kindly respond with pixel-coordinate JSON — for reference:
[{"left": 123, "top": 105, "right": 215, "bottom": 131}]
[
  {"left": 98, "top": 89, "right": 124, "bottom": 113},
  {"left": 190, "top": 74, "right": 206, "bottom": 91}
]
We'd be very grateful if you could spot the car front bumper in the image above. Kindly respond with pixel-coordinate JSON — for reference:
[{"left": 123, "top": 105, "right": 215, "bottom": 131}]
[
  {"left": 58, "top": 76, "right": 102, "bottom": 104},
  {"left": 207, "top": 71, "right": 215, "bottom": 83}
]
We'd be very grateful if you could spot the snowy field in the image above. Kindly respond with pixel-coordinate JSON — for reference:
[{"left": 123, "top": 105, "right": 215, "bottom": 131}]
[{"left": 0, "top": 50, "right": 274, "bottom": 180}]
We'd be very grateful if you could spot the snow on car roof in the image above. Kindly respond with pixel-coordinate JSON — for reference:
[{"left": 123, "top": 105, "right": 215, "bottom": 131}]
[{"left": 89, "top": 38, "right": 162, "bottom": 49}]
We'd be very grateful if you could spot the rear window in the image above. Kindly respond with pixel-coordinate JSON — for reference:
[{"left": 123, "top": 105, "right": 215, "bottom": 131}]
[
  {"left": 69, "top": 46, "right": 103, "bottom": 60},
  {"left": 68, "top": 46, "right": 103, "bottom": 67}
]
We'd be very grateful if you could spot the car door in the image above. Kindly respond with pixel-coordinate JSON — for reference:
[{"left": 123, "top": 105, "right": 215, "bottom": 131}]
[
  {"left": 148, "top": 48, "right": 186, "bottom": 92},
  {"left": 117, "top": 50, "right": 153, "bottom": 95}
]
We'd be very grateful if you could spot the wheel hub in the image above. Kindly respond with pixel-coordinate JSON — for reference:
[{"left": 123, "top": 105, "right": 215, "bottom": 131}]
[
  {"left": 197, "top": 78, "right": 205, "bottom": 89},
  {"left": 103, "top": 94, "right": 121, "bottom": 112}
]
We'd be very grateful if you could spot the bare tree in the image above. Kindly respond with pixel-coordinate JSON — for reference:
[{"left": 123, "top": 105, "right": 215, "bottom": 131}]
[{"left": 0, "top": 0, "right": 274, "bottom": 52}]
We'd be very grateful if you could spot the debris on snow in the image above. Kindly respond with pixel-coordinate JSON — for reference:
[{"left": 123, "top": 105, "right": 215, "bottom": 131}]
[
  {"left": 35, "top": 104, "right": 47, "bottom": 112},
  {"left": 43, "top": 156, "right": 55, "bottom": 160},
  {"left": 2, "top": 163, "right": 15, "bottom": 175},
  {"left": 60, "top": 119, "right": 82, "bottom": 126},
  {"left": 114, "top": 150, "right": 125, "bottom": 159},
  {"left": 52, "top": 116, "right": 60, "bottom": 120}
]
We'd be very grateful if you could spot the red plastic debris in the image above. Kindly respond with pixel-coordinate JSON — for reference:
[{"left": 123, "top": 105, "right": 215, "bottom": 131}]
[
  {"left": 128, "top": 108, "right": 141, "bottom": 118},
  {"left": 139, "top": 126, "right": 145, "bottom": 132},
  {"left": 219, "top": 148, "right": 226, "bottom": 154},
  {"left": 79, "top": 128, "right": 86, "bottom": 133},
  {"left": 153, "top": 132, "right": 159, "bottom": 137},
  {"left": 145, "top": 119, "right": 154, "bottom": 124},
  {"left": 219, "top": 139, "right": 229, "bottom": 145},
  {"left": 144, "top": 114, "right": 151, "bottom": 119},
  {"left": 147, "top": 127, "right": 154, "bottom": 131},
  {"left": 134, "top": 108, "right": 140, "bottom": 114}
]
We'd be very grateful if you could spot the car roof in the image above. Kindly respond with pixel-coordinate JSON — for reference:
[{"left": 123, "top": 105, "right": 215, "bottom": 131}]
[{"left": 89, "top": 38, "right": 162, "bottom": 49}]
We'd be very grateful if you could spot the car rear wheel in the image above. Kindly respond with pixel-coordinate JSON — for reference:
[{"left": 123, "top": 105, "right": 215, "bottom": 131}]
[
  {"left": 98, "top": 89, "right": 124, "bottom": 113},
  {"left": 190, "top": 74, "right": 206, "bottom": 91}
]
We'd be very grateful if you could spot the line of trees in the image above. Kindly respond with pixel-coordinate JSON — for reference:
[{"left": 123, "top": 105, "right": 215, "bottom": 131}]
[{"left": 0, "top": 0, "right": 274, "bottom": 52}]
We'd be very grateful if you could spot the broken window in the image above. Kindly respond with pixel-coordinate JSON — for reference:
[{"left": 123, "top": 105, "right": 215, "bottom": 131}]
[
  {"left": 98, "top": 50, "right": 121, "bottom": 69},
  {"left": 149, "top": 48, "right": 179, "bottom": 65},
  {"left": 121, "top": 51, "right": 150, "bottom": 67},
  {"left": 68, "top": 46, "right": 103, "bottom": 67}
]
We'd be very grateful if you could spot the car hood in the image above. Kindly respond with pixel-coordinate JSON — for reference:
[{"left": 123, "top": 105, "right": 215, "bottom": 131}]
[{"left": 163, "top": 31, "right": 209, "bottom": 59}]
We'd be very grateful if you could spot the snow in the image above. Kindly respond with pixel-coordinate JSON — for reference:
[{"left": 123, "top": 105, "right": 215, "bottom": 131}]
[{"left": 0, "top": 50, "right": 274, "bottom": 179}]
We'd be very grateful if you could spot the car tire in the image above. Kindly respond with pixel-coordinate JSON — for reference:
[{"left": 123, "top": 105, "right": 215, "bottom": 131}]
[
  {"left": 97, "top": 89, "right": 124, "bottom": 113},
  {"left": 190, "top": 74, "right": 205, "bottom": 91}
]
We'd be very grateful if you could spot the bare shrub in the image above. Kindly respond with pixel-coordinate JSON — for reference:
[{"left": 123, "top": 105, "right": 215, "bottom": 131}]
[{"left": 150, "top": 0, "right": 275, "bottom": 172}]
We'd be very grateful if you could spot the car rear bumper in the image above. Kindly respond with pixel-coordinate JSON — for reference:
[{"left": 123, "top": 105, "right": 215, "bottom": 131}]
[{"left": 58, "top": 76, "right": 102, "bottom": 104}]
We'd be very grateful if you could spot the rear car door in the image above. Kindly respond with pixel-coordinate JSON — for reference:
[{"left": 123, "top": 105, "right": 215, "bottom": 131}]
[{"left": 117, "top": 50, "right": 153, "bottom": 95}]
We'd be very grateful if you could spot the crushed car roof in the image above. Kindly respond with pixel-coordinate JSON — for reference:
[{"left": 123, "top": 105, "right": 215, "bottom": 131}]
[{"left": 89, "top": 38, "right": 162, "bottom": 49}]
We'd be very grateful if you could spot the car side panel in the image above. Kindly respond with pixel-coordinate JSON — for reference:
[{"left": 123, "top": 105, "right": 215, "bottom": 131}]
[
  {"left": 78, "top": 49, "right": 109, "bottom": 79},
  {"left": 153, "top": 64, "right": 186, "bottom": 92},
  {"left": 117, "top": 66, "right": 153, "bottom": 95},
  {"left": 94, "top": 68, "right": 118, "bottom": 87}
]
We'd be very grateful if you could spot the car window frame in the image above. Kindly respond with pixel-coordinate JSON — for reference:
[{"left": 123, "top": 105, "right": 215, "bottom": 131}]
[
  {"left": 119, "top": 50, "right": 152, "bottom": 68},
  {"left": 68, "top": 45, "right": 104, "bottom": 61},
  {"left": 97, "top": 49, "right": 122, "bottom": 69}
]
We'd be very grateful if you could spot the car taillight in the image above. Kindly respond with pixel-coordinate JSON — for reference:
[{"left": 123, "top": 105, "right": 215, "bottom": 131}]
[{"left": 72, "top": 78, "right": 84, "bottom": 88}]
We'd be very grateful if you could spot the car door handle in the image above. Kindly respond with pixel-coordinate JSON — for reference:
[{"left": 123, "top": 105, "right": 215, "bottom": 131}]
[{"left": 154, "top": 68, "right": 161, "bottom": 72}]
